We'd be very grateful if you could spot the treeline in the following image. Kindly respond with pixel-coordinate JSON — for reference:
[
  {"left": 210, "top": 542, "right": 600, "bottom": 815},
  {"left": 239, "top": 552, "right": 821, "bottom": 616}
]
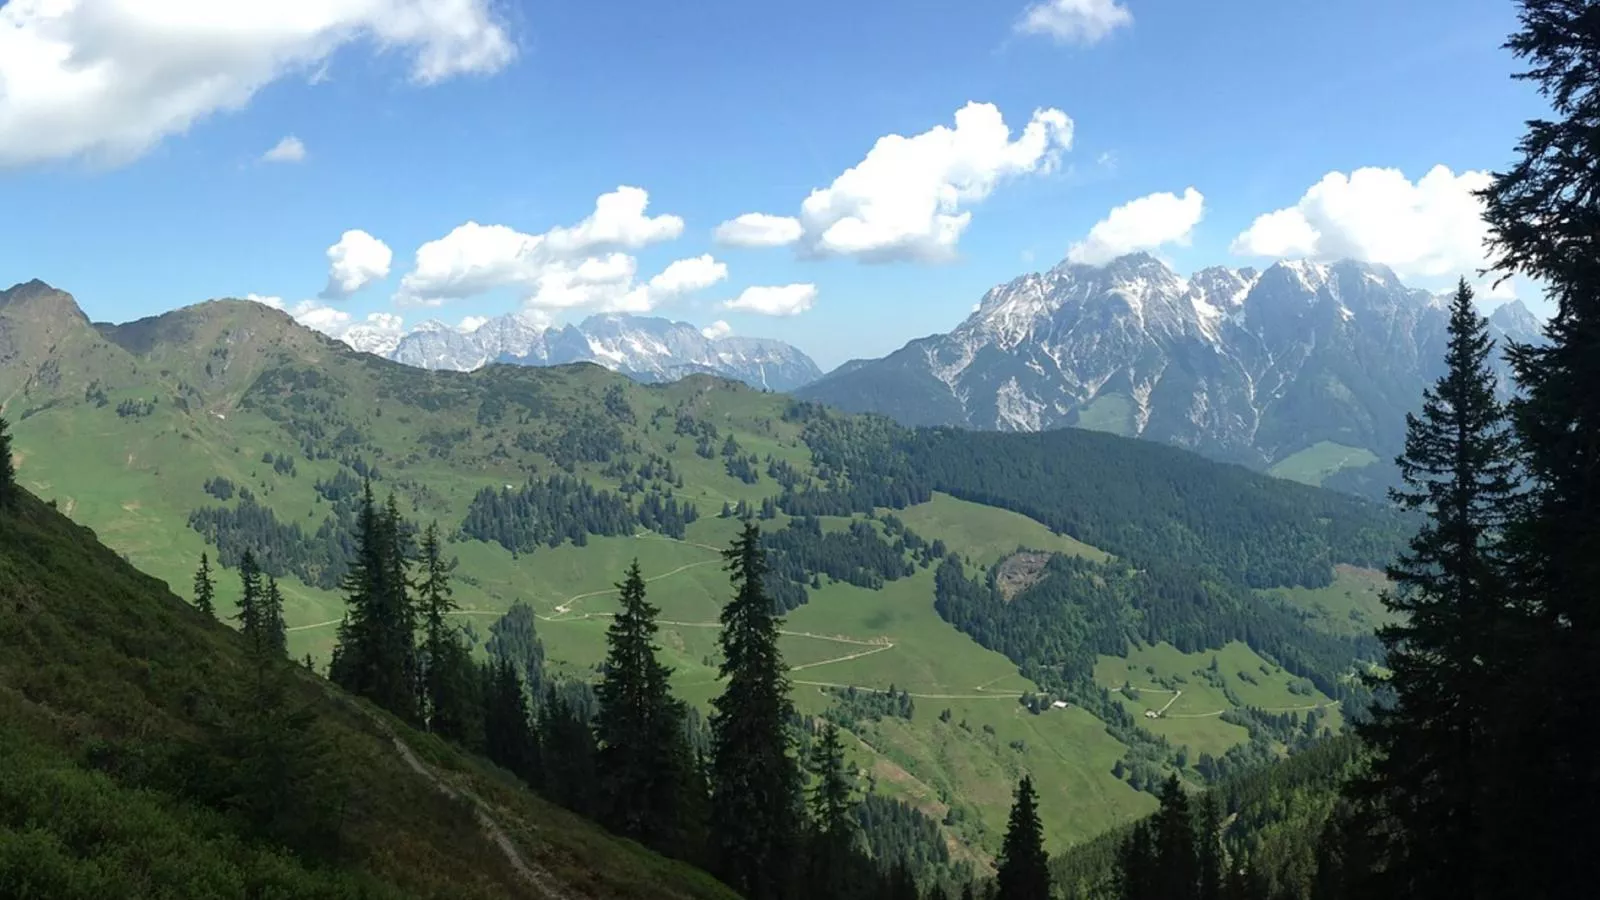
[{"left": 459, "top": 474, "right": 699, "bottom": 551}]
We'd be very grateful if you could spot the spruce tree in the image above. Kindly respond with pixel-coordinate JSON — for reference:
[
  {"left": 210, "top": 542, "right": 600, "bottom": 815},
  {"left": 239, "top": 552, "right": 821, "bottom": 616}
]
[
  {"left": 1153, "top": 774, "right": 1199, "bottom": 900},
  {"left": 1475, "top": 3, "right": 1600, "bottom": 894},
  {"left": 193, "top": 553, "right": 216, "bottom": 618},
  {"left": 1351, "top": 279, "right": 1519, "bottom": 899},
  {"left": 331, "top": 483, "right": 418, "bottom": 722},
  {"left": 593, "top": 559, "right": 697, "bottom": 854},
  {"left": 996, "top": 776, "right": 1049, "bottom": 900},
  {"left": 263, "top": 576, "right": 287, "bottom": 657},
  {"left": 483, "top": 658, "right": 539, "bottom": 785},
  {"left": 709, "top": 522, "right": 801, "bottom": 900},
  {"left": 804, "top": 722, "right": 858, "bottom": 899},
  {"left": 417, "top": 522, "right": 474, "bottom": 742},
  {"left": 235, "top": 550, "right": 264, "bottom": 645},
  {"left": 0, "top": 415, "right": 14, "bottom": 509}
]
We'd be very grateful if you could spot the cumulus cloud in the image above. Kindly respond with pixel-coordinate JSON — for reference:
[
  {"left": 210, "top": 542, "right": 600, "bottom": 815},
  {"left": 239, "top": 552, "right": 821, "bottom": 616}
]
[
  {"left": 646, "top": 255, "right": 729, "bottom": 297},
  {"left": 1068, "top": 187, "right": 1205, "bottom": 265},
  {"left": 246, "top": 292, "right": 285, "bottom": 310},
  {"left": 1230, "top": 165, "right": 1496, "bottom": 286},
  {"left": 739, "top": 102, "right": 1072, "bottom": 263},
  {"left": 262, "top": 135, "right": 306, "bottom": 163},
  {"left": 0, "top": 0, "right": 514, "bottom": 169},
  {"left": 713, "top": 213, "right": 804, "bottom": 248},
  {"left": 701, "top": 320, "right": 732, "bottom": 340},
  {"left": 396, "top": 186, "right": 684, "bottom": 306},
  {"left": 322, "top": 230, "right": 394, "bottom": 299},
  {"left": 457, "top": 315, "right": 489, "bottom": 332},
  {"left": 1017, "top": 0, "right": 1133, "bottom": 46},
  {"left": 725, "top": 284, "right": 817, "bottom": 317}
]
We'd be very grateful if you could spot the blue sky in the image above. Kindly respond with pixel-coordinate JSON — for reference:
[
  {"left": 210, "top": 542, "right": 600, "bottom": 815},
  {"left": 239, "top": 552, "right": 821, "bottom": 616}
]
[{"left": 0, "top": 0, "right": 1544, "bottom": 369}]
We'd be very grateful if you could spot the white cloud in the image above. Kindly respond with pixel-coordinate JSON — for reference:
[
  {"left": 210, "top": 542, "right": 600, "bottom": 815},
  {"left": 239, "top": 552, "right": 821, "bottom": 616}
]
[
  {"left": 647, "top": 255, "right": 729, "bottom": 297},
  {"left": 288, "top": 300, "right": 352, "bottom": 334},
  {"left": 262, "top": 135, "right": 305, "bottom": 163},
  {"left": 246, "top": 292, "right": 285, "bottom": 310},
  {"left": 1017, "top": 0, "right": 1133, "bottom": 46},
  {"left": 322, "top": 229, "right": 393, "bottom": 299},
  {"left": 396, "top": 186, "right": 684, "bottom": 305},
  {"left": 713, "top": 213, "right": 804, "bottom": 248},
  {"left": 1068, "top": 187, "right": 1205, "bottom": 265},
  {"left": 748, "top": 102, "right": 1072, "bottom": 263},
  {"left": 0, "top": 0, "right": 514, "bottom": 168},
  {"left": 701, "top": 320, "right": 732, "bottom": 340},
  {"left": 1230, "top": 165, "right": 1497, "bottom": 287},
  {"left": 457, "top": 315, "right": 489, "bottom": 332},
  {"left": 724, "top": 284, "right": 817, "bottom": 317}
]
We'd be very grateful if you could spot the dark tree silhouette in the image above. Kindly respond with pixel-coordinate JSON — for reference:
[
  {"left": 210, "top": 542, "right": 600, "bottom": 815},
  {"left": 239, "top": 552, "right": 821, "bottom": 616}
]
[
  {"left": 996, "top": 776, "right": 1049, "bottom": 900},
  {"left": 594, "top": 559, "right": 699, "bottom": 857},
  {"left": 709, "top": 522, "right": 801, "bottom": 900},
  {"left": 193, "top": 553, "right": 216, "bottom": 618},
  {"left": 1349, "top": 279, "right": 1519, "bottom": 899}
]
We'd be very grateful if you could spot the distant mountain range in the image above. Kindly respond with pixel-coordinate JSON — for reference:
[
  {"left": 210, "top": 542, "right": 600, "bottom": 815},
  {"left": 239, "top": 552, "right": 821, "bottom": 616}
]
[
  {"left": 796, "top": 252, "right": 1545, "bottom": 495},
  {"left": 361, "top": 312, "right": 823, "bottom": 392}
]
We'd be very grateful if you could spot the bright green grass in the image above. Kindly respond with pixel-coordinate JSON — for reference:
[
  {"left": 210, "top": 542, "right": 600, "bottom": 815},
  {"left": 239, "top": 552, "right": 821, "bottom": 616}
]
[
  {"left": 891, "top": 493, "right": 1110, "bottom": 565},
  {"left": 1076, "top": 393, "right": 1137, "bottom": 436},
  {"left": 1094, "top": 641, "right": 1338, "bottom": 758},
  {"left": 1268, "top": 441, "right": 1379, "bottom": 486},
  {"left": 1259, "top": 564, "right": 1394, "bottom": 639}
]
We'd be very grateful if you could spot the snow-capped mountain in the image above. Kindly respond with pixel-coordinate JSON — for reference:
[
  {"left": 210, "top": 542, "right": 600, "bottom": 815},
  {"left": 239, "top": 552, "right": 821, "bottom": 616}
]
[
  {"left": 386, "top": 313, "right": 822, "bottom": 392},
  {"left": 796, "top": 252, "right": 1545, "bottom": 493}
]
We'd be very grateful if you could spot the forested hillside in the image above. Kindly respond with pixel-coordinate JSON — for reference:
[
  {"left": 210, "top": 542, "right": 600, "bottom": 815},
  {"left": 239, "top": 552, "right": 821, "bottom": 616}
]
[{"left": 1, "top": 282, "right": 1405, "bottom": 861}]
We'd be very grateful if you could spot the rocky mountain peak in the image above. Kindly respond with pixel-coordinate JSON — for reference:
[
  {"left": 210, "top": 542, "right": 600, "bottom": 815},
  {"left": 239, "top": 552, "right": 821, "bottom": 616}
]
[{"left": 797, "top": 254, "right": 1550, "bottom": 496}]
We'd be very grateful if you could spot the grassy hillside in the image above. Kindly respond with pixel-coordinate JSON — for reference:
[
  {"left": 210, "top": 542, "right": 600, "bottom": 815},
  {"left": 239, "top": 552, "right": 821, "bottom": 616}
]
[
  {"left": 1267, "top": 441, "right": 1379, "bottom": 487},
  {"left": 0, "top": 490, "right": 740, "bottom": 900},
  {"left": 1, "top": 282, "right": 1404, "bottom": 856}
]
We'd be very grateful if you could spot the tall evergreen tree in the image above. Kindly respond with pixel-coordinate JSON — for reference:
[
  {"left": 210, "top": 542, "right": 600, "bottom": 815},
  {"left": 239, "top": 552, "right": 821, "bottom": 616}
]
[
  {"left": 193, "top": 553, "right": 216, "bottom": 618},
  {"left": 483, "top": 657, "right": 539, "bottom": 785},
  {"left": 593, "top": 559, "right": 698, "bottom": 855},
  {"left": 709, "top": 522, "right": 801, "bottom": 900},
  {"left": 1476, "top": 2, "right": 1600, "bottom": 894},
  {"left": 1351, "top": 279, "right": 1519, "bottom": 899},
  {"left": 804, "top": 721, "right": 858, "bottom": 900},
  {"left": 996, "top": 776, "right": 1049, "bottom": 900},
  {"left": 235, "top": 549, "right": 264, "bottom": 646},
  {"left": 330, "top": 483, "right": 418, "bottom": 722},
  {"left": 262, "top": 576, "right": 287, "bottom": 657},
  {"left": 416, "top": 522, "right": 475, "bottom": 742},
  {"left": 0, "top": 415, "right": 14, "bottom": 509},
  {"left": 1153, "top": 774, "right": 1199, "bottom": 900}
]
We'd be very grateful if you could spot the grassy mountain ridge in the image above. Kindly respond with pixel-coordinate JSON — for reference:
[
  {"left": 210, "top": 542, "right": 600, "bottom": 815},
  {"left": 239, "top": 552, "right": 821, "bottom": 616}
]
[
  {"left": 1, "top": 281, "right": 1403, "bottom": 855},
  {"left": 0, "top": 488, "right": 741, "bottom": 899}
]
